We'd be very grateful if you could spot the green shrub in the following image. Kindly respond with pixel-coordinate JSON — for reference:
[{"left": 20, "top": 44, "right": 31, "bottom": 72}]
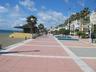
[
  {"left": 59, "top": 28, "right": 70, "bottom": 35},
  {"left": 76, "top": 31, "right": 87, "bottom": 38},
  {"left": 52, "top": 30, "right": 59, "bottom": 35},
  {"left": 64, "top": 29, "right": 70, "bottom": 35},
  {"left": 59, "top": 28, "right": 65, "bottom": 34}
]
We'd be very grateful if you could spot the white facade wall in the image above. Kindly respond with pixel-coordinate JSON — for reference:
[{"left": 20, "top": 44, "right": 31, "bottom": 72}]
[
  {"left": 90, "top": 11, "right": 96, "bottom": 25},
  {"left": 70, "top": 20, "right": 80, "bottom": 31}
]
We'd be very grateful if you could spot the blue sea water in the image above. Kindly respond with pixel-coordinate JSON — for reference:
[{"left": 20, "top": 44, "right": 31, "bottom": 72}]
[
  {"left": 55, "top": 35, "right": 79, "bottom": 41},
  {"left": 0, "top": 29, "right": 20, "bottom": 34}
]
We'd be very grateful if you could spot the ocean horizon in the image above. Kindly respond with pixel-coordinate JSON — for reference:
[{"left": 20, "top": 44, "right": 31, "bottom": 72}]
[{"left": 0, "top": 29, "right": 21, "bottom": 34}]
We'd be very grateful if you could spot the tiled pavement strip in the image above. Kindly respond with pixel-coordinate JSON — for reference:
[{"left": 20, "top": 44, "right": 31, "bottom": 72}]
[
  {"left": 0, "top": 35, "right": 95, "bottom": 72},
  {"left": 61, "top": 38, "right": 96, "bottom": 48}
]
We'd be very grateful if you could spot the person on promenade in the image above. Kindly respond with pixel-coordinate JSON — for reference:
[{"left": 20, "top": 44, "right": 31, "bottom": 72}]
[{"left": 91, "top": 32, "right": 95, "bottom": 43}]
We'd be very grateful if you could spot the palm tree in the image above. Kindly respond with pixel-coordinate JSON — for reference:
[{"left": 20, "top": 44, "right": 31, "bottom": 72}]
[
  {"left": 38, "top": 24, "right": 44, "bottom": 30},
  {"left": 64, "top": 18, "right": 71, "bottom": 34},
  {"left": 79, "top": 7, "right": 90, "bottom": 31},
  {"left": 64, "top": 19, "right": 69, "bottom": 26},
  {"left": 67, "top": 14, "right": 76, "bottom": 34},
  {"left": 38, "top": 24, "right": 45, "bottom": 34},
  {"left": 80, "top": 8, "right": 90, "bottom": 18},
  {"left": 38, "top": 23, "right": 48, "bottom": 35},
  {"left": 75, "top": 12, "right": 80, "bottom": 20},
  {"left": 27, "top": 15, "right": 37, "bottom": 34}
]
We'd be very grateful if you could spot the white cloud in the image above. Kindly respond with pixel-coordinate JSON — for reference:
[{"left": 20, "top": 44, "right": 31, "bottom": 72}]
[
  {"left": 19, "top": 17, "right": 26, "bottom": 21},
  {"left": 41, "top": 6, "right": 46, "bottom": 10},
  {"left": 10, "top": 4, "right": 20, "bottom": 17},
  {"left": 0, "top": 5, "right": 8, "bottom": 13},
  {"left": 77, "top": 0, "right": 85, "bottom": 7},
  {"left": 11, "top": 18, "right": 27, "bottom": 28},
  {"left": 15, "top": 5, "right": 20, "bottom": 12},
  {"left": 37, "top": 10, "right": 66, "bottom": 28},
  {"left": 64, "top": 0, "right": 69, "bottom": 3},
  {"left": 0, "top": 4, "right": 27, "bottom": 30},
  {"left": 5, "top": 3, "right": 10, "bottom": 8},
  {"left": 19, "top": 0, "right": 37, "bottom": 12},
  {"left": 9, "top": 5, "right": 27, "bottom": 26},
  {"left": 0, "top": 19, "right": 13, "bottom": 29}
]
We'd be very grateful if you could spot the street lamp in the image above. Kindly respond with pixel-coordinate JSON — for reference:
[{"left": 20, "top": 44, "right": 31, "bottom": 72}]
[
  {"left": 30, "top": 17, "right": 37, "bottom": 38},
  {"left": 30, "top": 17, "right": 34, "bottom": 35},
  {"left": 89, "top": 24, "right": 92, "bottom": 42},
  {"left": 31, "top": 18, "right": 34, "bottom": 22}
]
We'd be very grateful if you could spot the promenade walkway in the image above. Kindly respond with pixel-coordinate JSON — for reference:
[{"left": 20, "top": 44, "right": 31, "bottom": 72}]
[{"left": 0, "top": 35, "right": 96, "bottom": 72}]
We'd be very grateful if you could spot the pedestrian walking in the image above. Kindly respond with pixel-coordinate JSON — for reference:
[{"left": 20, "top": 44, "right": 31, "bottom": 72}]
[{"left": 91, "top": 32, "right": 95, "bottom": 43}]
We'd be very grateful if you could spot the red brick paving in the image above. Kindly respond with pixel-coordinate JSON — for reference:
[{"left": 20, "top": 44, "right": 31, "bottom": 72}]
[
  {"left": 0, "top": 56, "right": 83, "bottom": 72},
  {"left": 62, "top": 40, "right": 96, "bottom": 48},
  {"left": 10, "top": 36, "right": 68, "bottom": 56},
  {"left": 0, "top": 35, "right": 94, "bottom": 72},
  {"left": 11, "top": 45, "right": 68, "bottom": 56}
]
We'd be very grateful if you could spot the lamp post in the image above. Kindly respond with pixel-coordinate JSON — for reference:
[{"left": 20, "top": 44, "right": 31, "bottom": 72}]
[
  {"left": 30, "top": 17, "right": 34, "bottom": 34},
  {"left": 29, "top": 17, "right": 34, "bottom": 39},
  {"left": 31, "top": 18, "right": 34, "bottom": 22},
  {"left": 89, "top": 24, "right": 92, "bottom": 43},
  {"left": 68, "top": 18, "right": 70, "bottom": 35},
  {"left": 30, "top": 17, "right": 37, "bottom": 39}
]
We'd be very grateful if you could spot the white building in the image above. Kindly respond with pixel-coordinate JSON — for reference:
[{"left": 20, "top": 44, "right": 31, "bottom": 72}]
[
  {"left": 90, "top": 11, "right": 96, "bottom": 32},
  {"left": 70, "top": 20, "right": 80, "bottom": 31},
  {"left": 90, "top": 11, "right": 96, "bottom": 25}
]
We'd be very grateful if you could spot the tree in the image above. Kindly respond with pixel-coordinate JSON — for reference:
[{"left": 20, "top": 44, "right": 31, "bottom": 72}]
[
  {"left": 38, "top": 24, "right": 44, "bottom": 30},
  {"left": 59, "top": 28, "right": 70, "bottom": 35},
  {"left": 75, "top": 12, "right": 80, "bottom": 20},
  {"left": 63, "top": 7, "right": 90, "bottom": 33},
  {"left": 64, "top": 19, "right": 69, "bottom": 26},
  {"left": 27, "top": 15, "right": 37, "bottom": 33},
  {"left": 38, "top": 24, "right": 45, "bottom": 33},
  {"left": 38, "top": 23, "right": 48, "bottom": 35},
  {"left": 80, "top": 8, "right": 90, "bottom": 18},
  {"left": 59, "top": 28, "right": 65, "bottom": 34},
  {"left": 79, "top": 7, "right": 90, "bottom": 31}
]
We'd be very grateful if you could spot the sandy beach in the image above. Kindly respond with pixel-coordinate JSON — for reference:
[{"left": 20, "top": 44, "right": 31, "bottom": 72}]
[{"left": 0, "top": 33, "right": 24, "bottom": 48}]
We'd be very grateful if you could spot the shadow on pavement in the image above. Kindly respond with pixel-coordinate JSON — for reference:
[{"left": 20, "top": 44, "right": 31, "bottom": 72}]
[{"left": 0, "top": 50, "right": 40, "bottom": 54}]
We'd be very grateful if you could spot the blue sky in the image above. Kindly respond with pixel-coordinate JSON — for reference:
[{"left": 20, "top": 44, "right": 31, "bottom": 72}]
[{"left": 0, "top": 0, "right": 96, "bottom": 30}]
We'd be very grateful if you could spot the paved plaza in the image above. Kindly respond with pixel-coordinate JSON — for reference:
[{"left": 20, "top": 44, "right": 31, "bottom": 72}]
[{"left": 0, "top": 35, "right": 96, "bottom": 72}]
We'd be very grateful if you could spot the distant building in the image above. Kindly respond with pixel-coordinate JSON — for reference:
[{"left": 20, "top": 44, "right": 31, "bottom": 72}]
[
  {"left": 90, "top": 11, "right": 96, "bottom": 32},
  {"left": 70, "top": 20, "right": 80, "bottom": 31},
  {"left": 90, "top": 11, "right": 96, "bottom": 25}
]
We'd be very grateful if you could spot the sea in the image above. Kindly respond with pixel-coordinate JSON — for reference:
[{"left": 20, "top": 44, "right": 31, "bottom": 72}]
[{"left": 0, "top": 29, "right": 21, "bottom": 34}]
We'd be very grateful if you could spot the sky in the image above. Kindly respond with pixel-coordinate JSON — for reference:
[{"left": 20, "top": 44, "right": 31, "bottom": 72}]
[{"left": 0, "top": 0, "right": 96, "bottom": 30}]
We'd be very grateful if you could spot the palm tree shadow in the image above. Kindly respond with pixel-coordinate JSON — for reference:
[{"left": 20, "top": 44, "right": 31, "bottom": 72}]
[{"left": 0, "top": 50, "right": 40, "bottom": 55}]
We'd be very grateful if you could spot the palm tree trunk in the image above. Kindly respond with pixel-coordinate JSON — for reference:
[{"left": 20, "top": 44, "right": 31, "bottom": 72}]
[
  {"left": 80, "top": 18, "right": 84, "bottom": 31},
  {"left": 69, "top": 23, "right": 70, "bottom": 34}
]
